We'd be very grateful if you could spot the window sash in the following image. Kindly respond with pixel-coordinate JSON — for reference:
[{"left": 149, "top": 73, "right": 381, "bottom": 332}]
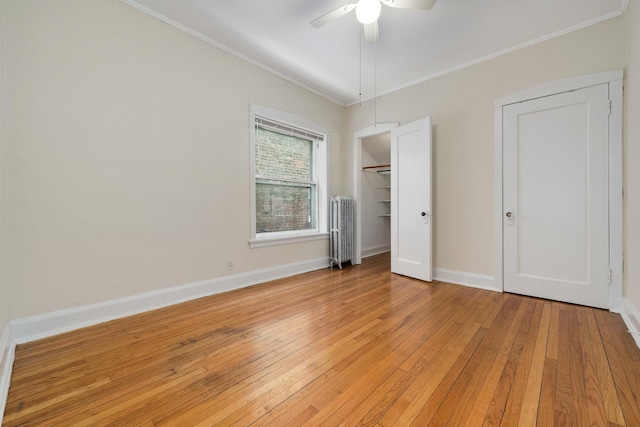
[
  {"left": 255, "top": 178, "right": 318, "bottom": 235},
  {"left": 255, "top": 126, "right": 315, "bottom": 182}
]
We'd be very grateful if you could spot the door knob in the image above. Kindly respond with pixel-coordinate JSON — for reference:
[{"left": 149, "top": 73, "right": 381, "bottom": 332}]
[
  {"left": 421, "top": 211, "right": 430, "bottom": 224},
  {"left": 505, "top": 210, "right": 514, "bottom": 226}
]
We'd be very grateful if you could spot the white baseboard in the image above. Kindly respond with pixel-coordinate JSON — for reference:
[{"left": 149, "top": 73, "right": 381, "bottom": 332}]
[
  {"left": 0, "top": 323, "right": 15, "bottom": 425},
  {"left": 362, "top": 245, "right": 390, "bottom": 258},
  {"left": 433, "top": 268, "right": 500, "bottom": 292},
  {"left": 10, "top": 257, "right": 329, "bottom": 345},
  {"left": 621, "top": 298, "right": 640, "bottom": 350}
]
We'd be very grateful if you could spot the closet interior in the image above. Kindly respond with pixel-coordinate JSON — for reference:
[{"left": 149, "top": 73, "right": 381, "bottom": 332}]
[{"left": 360, "top": 132, "right": 391, "bottom": 258}]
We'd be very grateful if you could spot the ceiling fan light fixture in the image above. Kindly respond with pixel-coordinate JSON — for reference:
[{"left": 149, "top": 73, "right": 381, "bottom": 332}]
[{"left": 356, "top": 0, "right": 381, "bottom": 24}]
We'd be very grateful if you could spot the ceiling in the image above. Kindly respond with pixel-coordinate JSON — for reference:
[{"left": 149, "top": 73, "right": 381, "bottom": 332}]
[{"left": 121, "top": 0, "right": 627, "bottom": 106}]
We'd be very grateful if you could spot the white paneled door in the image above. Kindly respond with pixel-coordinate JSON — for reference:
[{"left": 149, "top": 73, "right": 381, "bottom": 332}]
[
  {"left": 391, "top": 117, "right": 432, "bottom": 281},
  {"left": 503, "top": 84, "right": 610, "bottom": 309}
]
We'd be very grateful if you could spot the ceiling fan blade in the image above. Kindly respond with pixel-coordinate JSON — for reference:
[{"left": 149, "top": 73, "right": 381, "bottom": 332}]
[
  {"left": 380, "top": 0, "right": 436, "bottom": 10},
  {"left": 363, "top": 21, "right": 379, "bottom": 43},
  {"left": 311, "top": 3, "right": 356, "bottom": 27}
]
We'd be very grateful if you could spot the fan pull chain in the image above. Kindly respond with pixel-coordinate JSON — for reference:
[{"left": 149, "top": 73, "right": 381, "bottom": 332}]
[
  {"left": 359, "top": 27, "right": 362, "bottom": 107},
  {"left": 374, "top": 36, "right": 377, "bottom": 127}
]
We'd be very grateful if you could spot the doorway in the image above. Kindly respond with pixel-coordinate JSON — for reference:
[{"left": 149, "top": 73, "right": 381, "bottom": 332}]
[
  {"left": 353, "top": 118, "right": 433, "bottom": 282},
  {"left": 353, "top": 123, "right": 398, "bottom": 265},
  {"left": 495, "top": 70, "right": 624, "bottom": 311}
]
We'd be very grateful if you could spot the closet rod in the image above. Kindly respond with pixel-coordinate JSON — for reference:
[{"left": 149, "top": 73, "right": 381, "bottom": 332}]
[{"left": 362, "top": 164, "right": 390, "bottom": 170}]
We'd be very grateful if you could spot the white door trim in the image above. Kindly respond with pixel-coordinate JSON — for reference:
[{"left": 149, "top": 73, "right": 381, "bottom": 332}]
[
  {"left": 352, "top": 123, "right": 399, "bottom": 265},
  {"left": 495, "top": 70, "right": 623, "bottom": 106},
  {"left": 494, "top": 69, "right": 623, "bottom": 312}
]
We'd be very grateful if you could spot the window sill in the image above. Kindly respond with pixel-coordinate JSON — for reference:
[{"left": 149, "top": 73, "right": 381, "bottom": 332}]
[{"left": 249, "top": 232, "right": 329, "bottom": 248}]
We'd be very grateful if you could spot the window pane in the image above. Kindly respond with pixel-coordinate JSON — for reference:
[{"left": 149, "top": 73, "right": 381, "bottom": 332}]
[
  {"left": 255, "top": 127, "right": 313, "bottom": 180},
  {"left": 256, "top": 180, "right": 317, "bottom": 233}
]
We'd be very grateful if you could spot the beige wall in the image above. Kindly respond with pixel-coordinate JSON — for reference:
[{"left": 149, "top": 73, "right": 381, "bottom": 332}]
[
  {"left": 4, "top": 0, "right": 345, "bottom": 318},
  {"left": 625, "top": 1, "right": 640, "bottom": 309},
  {"left": 344, "top": 17, "right": 626, "bottom": 277}
]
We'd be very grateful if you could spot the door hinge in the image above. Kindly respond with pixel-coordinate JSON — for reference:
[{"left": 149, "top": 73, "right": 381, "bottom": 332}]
[
  {"left": 607, "top": 268, "right": 613, "bottom": 285},
  {"left": 608, "top": 99, "right": 612, "bottom": 115}
]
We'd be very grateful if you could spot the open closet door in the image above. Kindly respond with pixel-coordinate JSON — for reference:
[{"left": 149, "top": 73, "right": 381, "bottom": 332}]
[{"left": 391, "top": 117, "right": 432, "bottom": 281}]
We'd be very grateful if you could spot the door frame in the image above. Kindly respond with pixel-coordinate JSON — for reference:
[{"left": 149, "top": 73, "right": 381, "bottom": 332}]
[
  {"left": 494, "top": 69, "right": 624, "bottom": 312},
  {"left": 352, "top": 123, "right": 399, "bottom": 265}
]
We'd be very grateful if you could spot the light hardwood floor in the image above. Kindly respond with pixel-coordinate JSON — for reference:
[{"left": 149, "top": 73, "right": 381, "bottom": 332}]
[{"left": 3, "top": 253, "right": 640, "bottom": 426}]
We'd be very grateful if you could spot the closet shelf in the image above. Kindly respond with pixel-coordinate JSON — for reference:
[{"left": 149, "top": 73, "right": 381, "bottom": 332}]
[{"left": 364, "top": 165, "right": 391, "bottom": 217}]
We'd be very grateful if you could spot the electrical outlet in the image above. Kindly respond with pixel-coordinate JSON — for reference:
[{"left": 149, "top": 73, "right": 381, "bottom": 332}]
[{"left": 226, "top": 259, "right": 235, "bottom": 271}]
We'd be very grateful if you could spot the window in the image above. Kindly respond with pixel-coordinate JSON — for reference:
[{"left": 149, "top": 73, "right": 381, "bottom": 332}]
[{"left": 250, "top": 105, "right": 328, "bottom": 247}]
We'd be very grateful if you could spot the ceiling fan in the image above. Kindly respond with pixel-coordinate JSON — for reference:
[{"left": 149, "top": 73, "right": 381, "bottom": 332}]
[{"left": 311, "top": 0, "right": 437, "bottom": 43}]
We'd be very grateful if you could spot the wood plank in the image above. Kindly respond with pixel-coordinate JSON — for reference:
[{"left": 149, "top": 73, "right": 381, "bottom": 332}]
[
  {"left": 536, "top": 357, "right": 557, "bottom": 427},
  {"left": 426, "top": 295, "right": 521, "bottom": 426},
  {"left": 546, "top": 302, "right": 561, "bottom": 360},
  {"left": 465, "top": 297, "right": 529, "bottom": 426},
  {"left": 382, "top": 325, "right": 487, "bottom": 425},
  {"left": 482, "top": 298, "right": 537, "bottom": 427},
  {"left": 4, "top": 253, "right": 640, "bottom": 427},
  {"left": 567, "top": 305, "right": 590, "bottom": 426},
  {"left": 496, "top": 299, "right": 545, "bottom": 426},
  {"left": 260, "top": 288, "right": 459, "bottom": 426},
  {"left": 316, "top": 289, "right": 506, "bottom": 427},
  {"left": 576, "top": 307, "right": 607, "bottom": 427},
  {"left": 554, "top": 303, "right": 574, "bottom": 418},
  {"left": 517, "top": 301, "right": 551, "bottom": 426},
  {"left": 371, "top": 291, "right": 490, "bottom": 426},
  {"left": 583, "top": 308, "right": 625, "bottom": 425},
  {"left": 595, "top": 309, "right": 640, "bottom": 426},
  {"left": 171, "top": 282, "right": 439, "bottom": 426}
]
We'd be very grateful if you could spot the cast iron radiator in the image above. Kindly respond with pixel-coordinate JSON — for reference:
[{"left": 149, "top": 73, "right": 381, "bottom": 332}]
[{"left": 330, "top": 195, "right": 355, "bottom": 269}]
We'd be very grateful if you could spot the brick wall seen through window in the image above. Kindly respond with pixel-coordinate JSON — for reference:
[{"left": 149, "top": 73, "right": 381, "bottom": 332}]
[{"left": 255, "top": 127, "right": 316, "bottom": 233}]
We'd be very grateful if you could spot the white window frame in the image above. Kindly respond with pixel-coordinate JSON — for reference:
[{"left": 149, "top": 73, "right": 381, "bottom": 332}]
[{"left": 249, "top": 104, "right": 329, "bottom": 248}]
